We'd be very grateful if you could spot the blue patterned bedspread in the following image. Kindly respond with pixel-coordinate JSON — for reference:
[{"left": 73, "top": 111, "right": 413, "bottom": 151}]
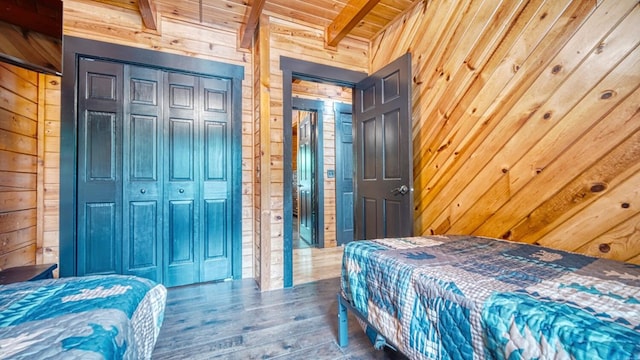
[
  {"left": 0, "top": 275, "right": 166, "bottom": 359},
  {"left": 341, "top": 235, "right": 640, "bottom": 360}
]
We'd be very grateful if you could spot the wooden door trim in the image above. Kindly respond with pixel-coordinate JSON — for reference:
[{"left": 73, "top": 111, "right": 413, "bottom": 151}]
[
  {"left": 280, "top": 56, "right": 366, "bottom": 288},
  {"left": 60, "top": 36, "right": 244, "bottom": 279}
]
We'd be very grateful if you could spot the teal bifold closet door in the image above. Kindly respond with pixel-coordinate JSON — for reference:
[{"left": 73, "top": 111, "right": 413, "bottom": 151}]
[{"left": 77, "top": 58, "right": 234, "bottom": 287}]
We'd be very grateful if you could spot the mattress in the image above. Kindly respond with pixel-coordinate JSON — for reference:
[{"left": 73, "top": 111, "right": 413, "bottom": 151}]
[
  {"left": 0, "top": 275, "right": 166, "bottom": 359},
  {"left": 341, "top": 235, "right": 640, "bottom": 359}
]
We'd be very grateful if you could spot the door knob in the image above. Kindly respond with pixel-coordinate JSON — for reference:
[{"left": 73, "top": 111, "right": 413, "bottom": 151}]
[
  {"left": 390, "top": 185, "right": 409, "bottom": 195},
  {"left": 178, "top": 188, "right": 185, "bottom": 193},
  {"left": 140, "top": 188, "right": 146, "bottom": 194}
]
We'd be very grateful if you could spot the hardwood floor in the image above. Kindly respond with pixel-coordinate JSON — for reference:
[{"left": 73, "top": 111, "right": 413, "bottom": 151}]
[
  {"left": 293, "top": 245, "right": 344, "bottom": 286},
  {"left": 152, "top": 277, "right": 407, "bottom": 359}
]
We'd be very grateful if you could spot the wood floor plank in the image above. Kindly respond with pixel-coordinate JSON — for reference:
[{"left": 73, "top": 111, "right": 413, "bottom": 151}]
[{"left": 153, "top": 277, "right": 406, "bottom": 359}]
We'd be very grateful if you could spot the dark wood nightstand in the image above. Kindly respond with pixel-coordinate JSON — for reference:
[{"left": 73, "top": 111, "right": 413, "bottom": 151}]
[{"left": 0, "top": 264, "right": 58, "bottom": 285}]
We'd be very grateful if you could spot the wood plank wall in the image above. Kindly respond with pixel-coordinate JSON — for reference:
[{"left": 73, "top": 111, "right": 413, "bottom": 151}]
[
  {"left": 62, "top": 0, "right": 256, "bottom": 278},
  {"left": 0, "top": 21, "right": 62, "bottom": 75},
  {"left": 39, "top": 74, "right": 61, "bottom": 271},
  {"left": 0, "top": 62, "right": 38, "bottom": 269},
  {"left": 371, "top": 0, "right": 640, "bottom": 263},
  {"left": 255, "top": 14, "right": 271, "bottom": 289},
  {"left": 0, "top": 61, "right": 60, "bottom": 273},
  {"left": 292, "top": 80, "right": 353, "bottom": 248},
  {"left": 263, "top": 16, "right": 368, "bottom": 288}
]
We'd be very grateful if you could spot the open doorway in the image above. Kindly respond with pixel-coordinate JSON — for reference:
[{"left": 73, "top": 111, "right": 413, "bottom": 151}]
[
  {"left": 290, "top": 82, "right": 354, "bottom": 285},
  {"left": 292, "top": 107, "right": 320, "bottom": 249},
  {"left": 281, "top": 57, "right": 367, "bottom": 287}
]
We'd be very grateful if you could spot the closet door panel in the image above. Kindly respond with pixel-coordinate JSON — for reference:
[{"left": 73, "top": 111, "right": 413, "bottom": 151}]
[
  {"left": 164, "top": 72, "right": 200, "bottom": 287},
  {"left": 77, "top": 58, "right": 123, "bottom": 276},
  {"left": 123, "top": 65, "right": 163, "bottom": 281}
]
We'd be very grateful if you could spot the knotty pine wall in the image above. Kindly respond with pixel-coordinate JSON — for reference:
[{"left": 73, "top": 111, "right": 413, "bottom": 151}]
[
  {"left": 0, "top": 61, "right": 60, "bottom": 272},
  {"left": 371, "top": 0, "right": 640, "bottom": 263},
  {"left": 40, "top": 73, "right": 61, "bottom": 271},
  {"left": 62, "top": 0, "right": 256, "bottom": 278},
  {"left": 0, "top": 62, "right": 38, "bottom": 270},
  {"left": 261, "top": 16, "right": 369, "bottom": 288}
]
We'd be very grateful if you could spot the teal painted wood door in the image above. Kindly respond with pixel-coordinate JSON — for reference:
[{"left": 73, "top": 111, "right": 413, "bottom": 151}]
[
  {"left": 77, "top": 58, "right": 235, "bottom": 287},
  {"left": 77, "top": 58, "right": 124, "bottom": 276},
  {"left": 335, "top": 103, "right": 354, "bottom": 245},
  {"left": 123, "top": 65, "right": 163, "bottom": 282}
]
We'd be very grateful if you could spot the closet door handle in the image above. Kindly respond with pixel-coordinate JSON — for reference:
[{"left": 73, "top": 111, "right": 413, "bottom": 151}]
[
  {"left": 140, "top": 188, "right": 146, "bottom": 194},
  {"left": 178, "top": 188, "right": 185, "bottom": 194}
]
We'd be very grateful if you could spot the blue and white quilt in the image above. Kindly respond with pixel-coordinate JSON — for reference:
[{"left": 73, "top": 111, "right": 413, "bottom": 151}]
[
  {"left": 0, "top": 275, "right": 166, "bottom": 359},
  {"left": 341, "top": 235, "right": 640, "bottom": 360}
]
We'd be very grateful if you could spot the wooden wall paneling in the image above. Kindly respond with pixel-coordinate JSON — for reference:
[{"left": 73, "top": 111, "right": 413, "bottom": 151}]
[
  {"left": 410, "top": 0, "right": 593, "bottom": 224},
  {"left": 411, "top": 0, "right": 522, "bottom": 142},
  {"left": 415, "top": 0, "right": 573, "bottom": 163},
  {"left": 577, "top": 212, "right": 640, "bottom": 264},
  {"left": 36, "top": 73, "right": 45, "bottom": 265},
  {"left": 538, "top": 169, "right": 640, "bottom": 252},
  {"left": 481, "top": 87, "right": 640, "bottom": 245},
  {"left": 258, "top": 14, "right": 272, "bottom": 290},
  {"left": 413, "top": 0, "right": 626, "bottom": 230},
  {"left": 0, "top": 149, "right": 35, "bottom": 173},
  {"left": 473, "top": 72, "right": 640, "bottom": 240},
  {"left": 0, "top": 61, "right": 38, "bottom": 269},
  {"left": 0, "top": 22, "right": 62, "bottom": 74},
  {"left": 253, "top": 30, "right": 262, "bottom": 282},
  {"left": 450, "top": 13, "right": 640, "bottom": 236},
  {"left": 41, "top": 74, "right": 61, "bottom": 270},
  {"left": 269, "top": 18, "right": 368, "bottom": 72},
  {"left": 371, "top": 0, "right": 640, "bottom": 262}
]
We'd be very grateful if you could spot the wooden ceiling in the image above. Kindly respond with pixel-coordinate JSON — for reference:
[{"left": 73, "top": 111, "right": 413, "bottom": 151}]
[
  {"left": 91, "top": 0, "right": 419, "bottom": 48},
  {"left": 0, "top": 0, "right": 62, "bottom": 38}
]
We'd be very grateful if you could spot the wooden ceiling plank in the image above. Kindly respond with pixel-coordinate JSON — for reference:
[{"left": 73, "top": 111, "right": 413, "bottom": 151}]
[
  {"left": 0, "top": 0, "right": 61, "bottom": 38},
  {"left": 325, "top": 0, "right": 381, "bottom": 47},
  {"left": 138, "top": 0, "right": 158, "bottom": 30},
  {"left": 239, "top": 0, "right": 267, "bottom": 49}
]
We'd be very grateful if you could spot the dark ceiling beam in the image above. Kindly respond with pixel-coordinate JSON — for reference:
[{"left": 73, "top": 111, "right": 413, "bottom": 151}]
[
  {"left": 138, "top": 0, "right": 158, "bottom": 30},
  {"left": 239, "top": 0, "right": 266, "bottom": 49},
  {"left": 0, "top": 0, "right": 62, "bottom": 39},
  {"left": 325, "top": 0, "right": 380, "bottom": 47}
]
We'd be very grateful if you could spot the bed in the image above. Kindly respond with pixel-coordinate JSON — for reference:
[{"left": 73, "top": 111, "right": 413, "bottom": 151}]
[
  {"left": 0, "top": 275, "right": 166, "bottom": 359},
  {"left": 338, "top": 235, "right": 640, "bottom": 359}
]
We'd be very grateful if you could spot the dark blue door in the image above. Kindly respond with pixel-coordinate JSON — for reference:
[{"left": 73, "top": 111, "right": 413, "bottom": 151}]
[
  {"left": 77, "top": 58, "right": 236, "bottom": 287},
  {"left": 354, "top": 53, "right": 413, "bottom": 240},
  {"left": 77, "top": 58, "right": 123, "bottom": 277},
  {"left": 335, "top": 103, "right": 353, "bottom": 245}
]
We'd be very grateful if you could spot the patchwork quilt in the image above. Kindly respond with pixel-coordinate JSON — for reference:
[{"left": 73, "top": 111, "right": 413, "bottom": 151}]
[
  {"left": 0, "top": 275, "right": 166, "bottom": 359},
  {"left": 341, "top": 235, "right": 640, "bottom": 360}
]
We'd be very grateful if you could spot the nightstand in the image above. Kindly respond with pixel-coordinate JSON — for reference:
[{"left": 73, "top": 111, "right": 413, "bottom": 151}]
[{"left": 0, "top": 264, "right": 58, "bottom": 285}]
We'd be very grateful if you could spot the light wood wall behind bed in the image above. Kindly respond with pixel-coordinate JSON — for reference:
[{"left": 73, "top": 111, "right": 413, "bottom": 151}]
[
  {"left": 0, "top": 61, "right": 59, "bottom": 271},
  {"left": 0, "top": 62, "right": 39, "bottom": 269},
  {"left": 371, "top": 0, "right": 640, "bottom": 263}
]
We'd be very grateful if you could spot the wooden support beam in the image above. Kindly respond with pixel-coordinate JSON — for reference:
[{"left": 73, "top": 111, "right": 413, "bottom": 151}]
[
  {"left": 325, "top": 0, "right": 380, "bottom": 47},
  {"left": 239, "top": 0, "right": 267, "bottom": 49},
  {"left": 138, "top": 0, "right": 158, "bottom": 31}
]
